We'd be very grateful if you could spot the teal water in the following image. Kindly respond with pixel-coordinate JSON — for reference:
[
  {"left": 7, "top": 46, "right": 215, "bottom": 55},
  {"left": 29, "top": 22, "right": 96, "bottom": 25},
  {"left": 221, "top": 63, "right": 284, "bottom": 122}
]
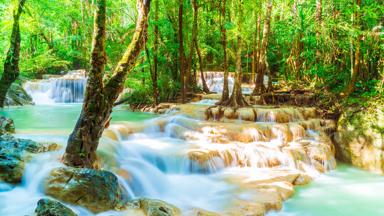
[
  {"left": 270, "top": 164, "right": 384, "bottom": 216},
  {"left": 0, "top": 104, "right": 155, "bottom": 133},
  {"left": 1, "top": 105, "right": 383, "bottom": 215}
]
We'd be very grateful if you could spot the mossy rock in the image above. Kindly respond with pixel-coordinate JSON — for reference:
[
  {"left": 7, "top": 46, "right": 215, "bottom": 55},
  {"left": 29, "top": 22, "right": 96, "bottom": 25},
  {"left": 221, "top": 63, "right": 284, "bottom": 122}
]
[
  {"left": 0, "top": 135, "right": 60, "bottom": 183},
  {"left": 334, "top": 101, "right": 384, "bottom": 173},
  {"left": 0, "top": 116, "right": 15, "bottom": 135},
  {"left": 45, "top": 167, "right": 130, "bottom": 213},
  {"left": 126, "top": 198, "right": 181, "bottom": 216},
  {"left": 35, "top": 198, "right": 77, "bottom": 216},
  {"left": 5, "top": 83, "right": 33, "bottom": 106}
]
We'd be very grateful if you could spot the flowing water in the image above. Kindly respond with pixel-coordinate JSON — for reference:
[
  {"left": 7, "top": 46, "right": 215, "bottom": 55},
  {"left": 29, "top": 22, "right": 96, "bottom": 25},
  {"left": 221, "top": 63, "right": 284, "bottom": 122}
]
[
  {"left": 1, "top": 103, "right": 383, "bottom": 215},
  {"left": 23, "top": 70, "right": 87, "bottom": 104}
]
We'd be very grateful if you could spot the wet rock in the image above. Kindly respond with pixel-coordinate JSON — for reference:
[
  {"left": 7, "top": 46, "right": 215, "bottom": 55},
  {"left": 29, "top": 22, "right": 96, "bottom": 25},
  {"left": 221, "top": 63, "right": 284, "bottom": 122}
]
[
  {"left": 0, "top": 135, "right": 60, "bottom": 183},
  {"left": 0, "top": 116, "right": 15, "bottom": 135},
  {"left": 236, "top": 108, "right": 256, "bottom": 121},
  {"left": 125, "top": 199, "right": 181, "bottom": 216},
  {"left": 45, "top": 167, "right": 129, "bottom": 213},
  {"left": 334, "top": 103, "right": 384, "bottom": 173},
  {"left": 5, "top": 83, "right": 33, "bottom": 106},
  {"left": 35, "top": 198, "right": 77, "bottom": 216}
]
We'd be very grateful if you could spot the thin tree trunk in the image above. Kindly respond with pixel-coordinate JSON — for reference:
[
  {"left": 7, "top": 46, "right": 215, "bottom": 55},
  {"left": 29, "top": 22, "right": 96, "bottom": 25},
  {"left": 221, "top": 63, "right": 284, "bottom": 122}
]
[
  {"left": 218, "top": 0, "right": 229, "bottom": 104},
  {"left": 178, "top": 0, "right": 186, "bottom": 103},
  {"left": 253, "top": 0, "right": 273, "bottom": 95},
  {"left": 152, "top": 0, "right": 159, "bottom": 105},
  {"left": 315, "top": 0, "right": 322, "bottom": 59},
  {"left": 191, "top": 0, "right": 209, "bottom": 94},
  {"left": 0, "top": 0, "right": 27, "bottom": 107},
  {"left": 344, "top": 0, "right": 361, "bottom": 97},
  {"left": 63, "top": 0, "right": 151, "bottom": 168},
  {"left": 224, "top": 0, "right": 247, "bottom": 107}
]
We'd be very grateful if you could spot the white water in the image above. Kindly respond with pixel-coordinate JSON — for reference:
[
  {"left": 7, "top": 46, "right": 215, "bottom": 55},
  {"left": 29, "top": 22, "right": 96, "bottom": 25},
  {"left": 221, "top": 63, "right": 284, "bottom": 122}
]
[
  {"left": 198, "top": 71, "right": 268, "bottom": 94},
  {"left": 23, "top": 70, "right": 87, "bottom": 104},
  {"left": 1, "top": 104, "right": 379, "bottom": 216}
]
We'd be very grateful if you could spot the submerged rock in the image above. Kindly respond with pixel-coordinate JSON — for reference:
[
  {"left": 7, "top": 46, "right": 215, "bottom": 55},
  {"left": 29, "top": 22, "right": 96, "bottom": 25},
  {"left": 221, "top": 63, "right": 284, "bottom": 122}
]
[
  {"left": 45, "top": 167, "right": 129, "bottom": 213},
  {"left": 0, "top": 116, "right": 15, "bottom": 135},
  {"left": 0, "top": 135, "right": 60, "bottom": 183},
  {"left": 35, "top": 198, "right": 77, "bottom": 216},
  {"left": 5, "top": 83, "right": 33, "bottom": 106},
  {"left": 334, "top": 102, "right": 384, "bottom": 173}
]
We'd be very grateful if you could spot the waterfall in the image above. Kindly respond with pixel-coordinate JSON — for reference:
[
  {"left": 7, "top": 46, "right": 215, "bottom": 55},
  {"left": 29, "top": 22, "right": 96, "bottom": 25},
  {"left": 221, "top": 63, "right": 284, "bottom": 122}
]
[
  {"left": 197, "top": 71, "right": 259, "bottom": 94},
  {"left": 23, "top": 70, "right": 87, "bottom": 104}
]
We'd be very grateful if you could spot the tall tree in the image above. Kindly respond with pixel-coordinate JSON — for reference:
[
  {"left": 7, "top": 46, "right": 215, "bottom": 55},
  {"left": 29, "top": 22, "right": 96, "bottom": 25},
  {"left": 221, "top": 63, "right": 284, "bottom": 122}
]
[
  {"left": 0, "top": 0, "right": 27, "bottom": 107},
  {"left": 63, "top": 0, "right": 151, "bottom": 168},
  {"left": 253, "top": 0, "right": 273, "bottom": 94},
  {"left": 178, "top": 0, "right": 186, "bottom": 103},
  {"left": 217, "top": 0, "right": 229, "bottom": 104},
  {"left": 223, "top": 0, "right": 247, "bottom": 107},
  {"left": 192, "top": 0, "right": 210, "bottom": 94},
  {"left": 152, "top": 0, "right": 160, "bottom": 105},
  {"left": 344, "top": 0, "right": 361, "bottom": 97}
]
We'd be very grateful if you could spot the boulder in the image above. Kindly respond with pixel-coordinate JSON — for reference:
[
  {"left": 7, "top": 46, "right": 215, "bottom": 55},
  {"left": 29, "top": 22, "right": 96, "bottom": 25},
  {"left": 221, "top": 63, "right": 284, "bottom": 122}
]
[
  {"left": 0, "top": 135, "right": 60, "bottom": 183},
  {"left": 0, "top": 116, "right": 15, "bottom": 135},
  {"left": 334, "top": 103, "right": 384, "bottom": 173},
  {"left": 45, "top": 167, "right": 129, "bottom": 213},
  {"left": 35, "top": 198, "right": 77, "bottom": 216},
  {"left": 5, "top": 83, "right": 33, "bottom": 106},
  {"left": 123, "top": 199, "right": 181, "bottom": 216}
]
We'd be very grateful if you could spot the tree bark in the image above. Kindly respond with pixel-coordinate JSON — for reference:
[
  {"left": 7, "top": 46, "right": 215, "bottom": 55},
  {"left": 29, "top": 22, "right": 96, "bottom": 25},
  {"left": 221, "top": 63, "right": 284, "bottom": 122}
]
[
  {"left": 0, "top": 0, "right": 27, "bottom": 107},
  {"left": 217, "top": 0, "right": 229, "bottom": 104},
  {"left": 178, "top": 0, "right": 186, "bottom": 103},
  {"left": 253, "top": 0, "right": 273, "bottom": 95},
  {"left": 63, "top": 0, "right": 151, "bottom": 168}
]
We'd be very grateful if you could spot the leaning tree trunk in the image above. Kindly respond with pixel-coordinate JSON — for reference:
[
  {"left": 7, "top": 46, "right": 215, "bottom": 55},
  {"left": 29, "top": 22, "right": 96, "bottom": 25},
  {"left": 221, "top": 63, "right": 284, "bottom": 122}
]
[
  {"left": 63, "top": 0, "right": 151, "bottom": 168},
  {"left": 223, "top": 0, "right": 247, "bottom": 107},
  {"left": 0, "top": 0, "right": 27, "bottom": 107},
  {"left": 253, "top": 0, "right": 272, "bottom": 95},
  {"left": 217, "top": 0, "right": 229, "bottom": 104}
]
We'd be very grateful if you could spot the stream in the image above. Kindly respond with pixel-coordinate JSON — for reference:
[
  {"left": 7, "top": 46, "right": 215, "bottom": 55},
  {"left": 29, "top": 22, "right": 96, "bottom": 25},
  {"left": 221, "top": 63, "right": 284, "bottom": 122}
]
[{"left": 1, "top": 104, "right": 383, "bottom": 215}]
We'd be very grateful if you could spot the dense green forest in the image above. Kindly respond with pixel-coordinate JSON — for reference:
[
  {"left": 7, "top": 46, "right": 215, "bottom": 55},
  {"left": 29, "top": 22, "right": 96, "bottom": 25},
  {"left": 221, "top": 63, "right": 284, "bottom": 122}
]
[
  {"left": 1, "top": 0, "right": 382, "bottom": 104},
  {"left": 0, "top": 0, "right": 383, "bottom": 215}
]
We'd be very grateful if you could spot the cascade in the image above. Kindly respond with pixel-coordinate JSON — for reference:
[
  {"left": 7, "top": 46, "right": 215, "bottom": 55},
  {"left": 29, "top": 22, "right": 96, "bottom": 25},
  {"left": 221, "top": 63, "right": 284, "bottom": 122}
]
[{"left": 23, "top": 70, "right": 87, "bottom": 104}]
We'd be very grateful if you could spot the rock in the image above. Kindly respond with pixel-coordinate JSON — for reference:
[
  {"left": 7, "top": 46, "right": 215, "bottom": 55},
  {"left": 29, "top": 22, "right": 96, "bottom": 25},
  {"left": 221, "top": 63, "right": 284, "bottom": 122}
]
[
  {"left": 334, "top": 102, "right": 384, "bottom": 173},
  {"left": 0, "top": 135, "right": 60, "bottom": 183},
  {"left": 0, "top": 116, "right": 15, "bottom": 135},
  {"left": 124, "top": 199, "right": 181, "bottom": 216},
  {"left": 236, "top": 108, "right": 256, "bottom": 121},
  {"left": 35, "top": 198, "right": 77, "bottom": 216},
  {"left": 5, "top": 83, "right": 33, "bottom": 106},
  {"left": 139, "top": 199, "right": 181, "bottom": 216},
  {"left": 45, "top": 167, "right": 129, "bottom": 213}
]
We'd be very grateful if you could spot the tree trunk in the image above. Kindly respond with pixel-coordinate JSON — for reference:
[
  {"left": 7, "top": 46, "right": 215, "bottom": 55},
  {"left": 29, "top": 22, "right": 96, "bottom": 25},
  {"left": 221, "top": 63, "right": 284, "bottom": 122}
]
[
  {"left": 191, "top": 0, "right": 210, "bottom": 94},
  {"left": 178, "top": 0, "right": 186, "bottom": 103},
  {"left": 344, "top": 0, "right": 361, "bottom": 97},
  {"left": 218, "top": 0, "right": 229, "bottom": 104},
  {"left": 253, "top": 0, "right": 272, "bottom": 95},
  {"left": 0, "top": 0, "right": 27, "bottom": 107},
  {"left": 152, "top": 0, "right": 159, "bottom": 105},
  {"left": 223, "top": 0, "right": 247, "bottom": 107},
  {"left": 63, "top": 0, "right": 151, "bottom": 168},
  {"left": 315, "top": 0, "right": 322, "bottom": 59}
]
